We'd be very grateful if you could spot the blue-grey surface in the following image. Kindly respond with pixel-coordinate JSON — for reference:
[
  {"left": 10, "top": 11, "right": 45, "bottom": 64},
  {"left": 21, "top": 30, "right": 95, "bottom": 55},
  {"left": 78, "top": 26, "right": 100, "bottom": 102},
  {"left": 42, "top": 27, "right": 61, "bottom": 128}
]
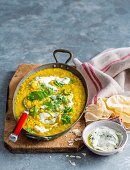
[{"left": 0, "top": 0, "right": 130, "bottom": 170}]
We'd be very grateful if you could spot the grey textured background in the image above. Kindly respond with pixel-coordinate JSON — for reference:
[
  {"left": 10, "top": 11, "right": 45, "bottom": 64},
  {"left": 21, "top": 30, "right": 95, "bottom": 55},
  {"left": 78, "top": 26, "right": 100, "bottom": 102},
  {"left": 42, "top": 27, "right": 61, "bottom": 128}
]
[{"left": 0, "top": 0, "right": 130, "bottom": 170}]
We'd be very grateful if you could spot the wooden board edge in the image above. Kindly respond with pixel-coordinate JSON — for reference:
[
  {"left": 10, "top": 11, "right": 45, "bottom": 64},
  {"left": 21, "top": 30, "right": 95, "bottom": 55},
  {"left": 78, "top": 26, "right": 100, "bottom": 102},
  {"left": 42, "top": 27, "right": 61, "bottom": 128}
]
[{"left": 4, "top": 140, "right": 85, "bottom": 153}]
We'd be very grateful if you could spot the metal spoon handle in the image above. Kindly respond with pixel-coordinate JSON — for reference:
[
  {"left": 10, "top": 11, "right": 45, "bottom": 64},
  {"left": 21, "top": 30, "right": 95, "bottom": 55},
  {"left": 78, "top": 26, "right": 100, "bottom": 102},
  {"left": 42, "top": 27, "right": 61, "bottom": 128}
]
[{"left": 9, "top": 111, "right": 29, "bottom": 142}]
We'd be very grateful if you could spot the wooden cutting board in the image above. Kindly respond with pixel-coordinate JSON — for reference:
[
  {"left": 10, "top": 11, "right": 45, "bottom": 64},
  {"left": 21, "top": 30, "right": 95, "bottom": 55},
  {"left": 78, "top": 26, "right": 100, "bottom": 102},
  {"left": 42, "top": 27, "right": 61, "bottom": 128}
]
[{"left": 4, "top": 64, "right": 86, "bottom": 153}]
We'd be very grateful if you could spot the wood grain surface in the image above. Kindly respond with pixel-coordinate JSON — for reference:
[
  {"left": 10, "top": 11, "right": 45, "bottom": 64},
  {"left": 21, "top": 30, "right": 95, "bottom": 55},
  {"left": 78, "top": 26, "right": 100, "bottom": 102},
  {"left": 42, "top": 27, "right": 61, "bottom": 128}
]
[{"left": 4, "top": 64, "right": 86, "bottom": 153}]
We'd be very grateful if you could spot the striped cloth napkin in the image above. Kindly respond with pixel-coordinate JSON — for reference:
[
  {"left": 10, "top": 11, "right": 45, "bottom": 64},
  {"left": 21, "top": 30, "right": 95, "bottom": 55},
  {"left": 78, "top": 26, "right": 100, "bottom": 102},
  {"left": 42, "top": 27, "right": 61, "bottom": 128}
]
[{"left": 73, "top": 47, "right": 130, "bottom": 113}]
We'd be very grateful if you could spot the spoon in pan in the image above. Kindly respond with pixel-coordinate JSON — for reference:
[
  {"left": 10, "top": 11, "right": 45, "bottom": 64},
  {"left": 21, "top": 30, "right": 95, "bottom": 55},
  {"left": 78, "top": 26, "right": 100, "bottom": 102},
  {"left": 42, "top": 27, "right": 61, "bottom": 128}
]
[
  {"left": 9, "top": 110, "right": 29, "bottom": 142},
  {"left": 9, "top": 100, "right": 30, "bottom": 142}
]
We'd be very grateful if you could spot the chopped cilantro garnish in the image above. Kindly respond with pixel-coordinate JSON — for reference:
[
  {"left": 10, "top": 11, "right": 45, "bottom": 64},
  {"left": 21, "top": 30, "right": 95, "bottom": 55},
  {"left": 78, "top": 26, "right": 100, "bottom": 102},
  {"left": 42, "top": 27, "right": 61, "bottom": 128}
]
[
  {"left": 40, "top": 83, "right": 45, "bottom": 89},
  {"left": 47, "top": 88, "right": 54, "bottom": 95},
  {"left": 44, "top": 100, "right": 60, "bottom": 111},
  {"left": 56, "top": 93, "right": 68, "bottom": 104},
  {"left": 62, "top": 96, "right": 69, "bottom": 104},
  {"left": 26, "top": 127, "right": 34, "bottom": 133},
  {"left": 64, "top": 106, "right": 73, "bottom": 113},
  {"left": 27, "top": 91, "right": 45, "bottom": 101},
  {"left": 29, "top": 105, "right": 38, "bottom": 117},
  {"left": 44, "top": 101, "right": 53, "bottom": 110},
  {"left": 62, "top": 89, "right": 71, "bottom": 95},
  {"left": 54, "top": 80, "right": 63, "bottom": 87},
  {"left": 70, "top": 78, "right": 75, "bottom": 84},
  {"left": 61, "top": 106, "right": 73, "bottom": 124},
  {"left": 27, "top": 88, "right": 54, "bottom": 101},
  {"left": 56, "top": 93, "right": 63, "bottom": 102},
  {"left": 61, "top": 113, "right": 71, "bottom": 124},
  {"left": 43, "top": 92, "right": 71, "bottom": 112}
]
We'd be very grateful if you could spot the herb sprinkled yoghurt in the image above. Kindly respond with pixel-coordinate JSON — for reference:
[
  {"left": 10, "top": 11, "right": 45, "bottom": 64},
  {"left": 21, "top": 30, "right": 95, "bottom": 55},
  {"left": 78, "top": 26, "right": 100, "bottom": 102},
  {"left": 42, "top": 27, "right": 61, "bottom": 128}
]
[{"left": 88, "top": 126, "right": 123, "bottom": 152}]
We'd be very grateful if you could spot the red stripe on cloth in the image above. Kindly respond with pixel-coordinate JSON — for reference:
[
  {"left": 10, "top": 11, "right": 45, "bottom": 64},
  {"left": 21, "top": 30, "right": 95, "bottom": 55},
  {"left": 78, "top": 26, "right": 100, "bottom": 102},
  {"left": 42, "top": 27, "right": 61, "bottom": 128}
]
[
  {"left": 103, "top": 64, "right": 113, "bottom": 72},
  {"left": 94, "top": 95, "right": 98, "bottom": 104},
  {"left": 82, "top": 63, "right": 99, "bottom": 92},
  {"left": 88, "top": 63, "right": 102, "bottom": 90},
  {"left": 88, "top": 95, "right": 98, "bottom": 105},
  {"left": 101, "top": 53, "right": 130, "bottom": 72},
  {"left": 88, "top": 99, "right": 92, "bottom": 105}
]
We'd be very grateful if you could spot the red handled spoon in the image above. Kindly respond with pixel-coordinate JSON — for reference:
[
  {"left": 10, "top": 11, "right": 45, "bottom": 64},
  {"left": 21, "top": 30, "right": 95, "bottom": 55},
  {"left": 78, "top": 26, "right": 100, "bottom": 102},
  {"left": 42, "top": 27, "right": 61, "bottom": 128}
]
[{"left": 9, "top": 111, "right": 29, "bottom": 142}]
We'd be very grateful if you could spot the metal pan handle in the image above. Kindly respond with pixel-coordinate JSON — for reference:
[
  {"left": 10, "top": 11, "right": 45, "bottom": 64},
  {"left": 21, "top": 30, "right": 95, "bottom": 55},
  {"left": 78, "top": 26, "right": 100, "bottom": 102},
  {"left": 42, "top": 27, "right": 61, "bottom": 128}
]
[{"left": 53, "top": 49, "right": 73, "bottom": 64}]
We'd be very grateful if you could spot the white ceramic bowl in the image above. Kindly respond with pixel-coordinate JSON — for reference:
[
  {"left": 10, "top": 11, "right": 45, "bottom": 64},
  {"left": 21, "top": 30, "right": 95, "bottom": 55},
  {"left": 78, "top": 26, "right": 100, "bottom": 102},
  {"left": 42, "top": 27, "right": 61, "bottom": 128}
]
[{"left": 82, "top": 120, "right": 128, "bottom": 156}]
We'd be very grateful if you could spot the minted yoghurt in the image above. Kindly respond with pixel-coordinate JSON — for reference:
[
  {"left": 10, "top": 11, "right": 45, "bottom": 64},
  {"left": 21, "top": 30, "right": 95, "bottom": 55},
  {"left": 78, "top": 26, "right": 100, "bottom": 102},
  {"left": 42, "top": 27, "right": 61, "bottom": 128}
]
[{"left": 88, "top": 126, "right": 123, "bottom": 151}]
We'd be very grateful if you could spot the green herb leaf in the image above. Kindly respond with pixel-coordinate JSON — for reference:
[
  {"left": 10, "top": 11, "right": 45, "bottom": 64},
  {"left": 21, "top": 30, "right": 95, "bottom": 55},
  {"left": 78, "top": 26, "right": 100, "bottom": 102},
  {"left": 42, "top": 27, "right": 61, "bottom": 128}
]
[
  {"left": 47, "top": 88, "right": 54, "bottom": 95},
  {"left": 56, "top": 93, "right": 69, "bottom": 104},
  {"left": 40, "top": 83, "right": 45, "bottom": 89},
  {"left": 64, "top": 106, "right": 73, "bottom": 113},
  {"left": 27, "top": 88, "right": 54, "bottom": 101},
  {"left": 56, "top": 93, "right": 63, "bottom": 103},
  {"left": 29, "top": 105, "right": 38, "bottom": 117},
  {"left": 61, "top": 113, "right": 71, "bottom": 124},
  {"left": 44, "top": 101, "right": 53, "bottom": 110},
  {"left": 70, "top": 78, "right": 75, "bottom": 84},
  {"left": 62, "top": 89, "right": 71, "bottom": 95},
  {"left": 27, "top": 91, "right": 45, "bottom": 101},
  {"left": 54, "top": 81, "right": 63, "bottom": 87},
  {"left": 44, "top": 101, "right": 60, "bottom": 111},
  {"left": 62, "top": 96, "right": 69, "bottom": 104},
  {"left": 26, "top": 127, "right": 33, "bottom": 133}
]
